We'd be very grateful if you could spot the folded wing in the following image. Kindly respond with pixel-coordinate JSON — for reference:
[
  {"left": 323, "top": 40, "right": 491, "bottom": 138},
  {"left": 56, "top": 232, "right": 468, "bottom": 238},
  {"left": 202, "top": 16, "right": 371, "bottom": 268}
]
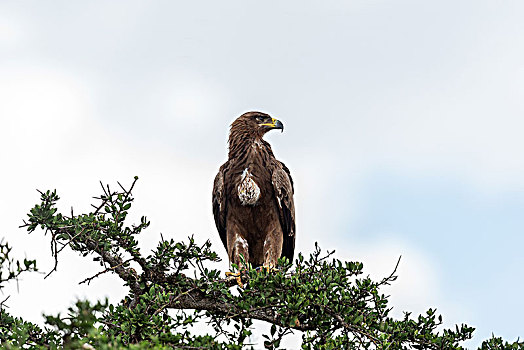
[{"left": 271, "top": 161, "right": 296, "bottom": 262}]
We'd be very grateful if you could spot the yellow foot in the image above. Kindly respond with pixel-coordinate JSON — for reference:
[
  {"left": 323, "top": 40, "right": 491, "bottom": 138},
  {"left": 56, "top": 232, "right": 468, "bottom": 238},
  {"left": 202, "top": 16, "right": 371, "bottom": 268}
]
[
  {"left": 225, "top": 271, "right": 244, "bottom": 288},
  {"left": 256, "top": 265, "right": 280, "bottom": 274}
]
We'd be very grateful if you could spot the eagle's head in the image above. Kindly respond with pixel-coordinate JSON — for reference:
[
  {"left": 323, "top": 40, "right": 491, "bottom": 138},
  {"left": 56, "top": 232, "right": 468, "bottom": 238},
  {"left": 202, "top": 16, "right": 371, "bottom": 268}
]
[{"left": 231, "top": 111, "right": 284, "bottom": 139}]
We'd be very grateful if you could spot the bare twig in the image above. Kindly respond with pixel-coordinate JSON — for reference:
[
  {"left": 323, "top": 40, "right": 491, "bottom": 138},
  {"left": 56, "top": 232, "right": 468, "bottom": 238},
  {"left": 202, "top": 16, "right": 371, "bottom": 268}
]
[
  {"left": 79, "top": 259, "right": 133, "bottom": 285},
  {"left": 44, "top": 231, "right": 59, "bottom": 279},
  {"left": 379, "top": 255, "right": 401, "bottom": 287},
  {"left": 0, "top": 295, "right": 10, "bottom": 309}
]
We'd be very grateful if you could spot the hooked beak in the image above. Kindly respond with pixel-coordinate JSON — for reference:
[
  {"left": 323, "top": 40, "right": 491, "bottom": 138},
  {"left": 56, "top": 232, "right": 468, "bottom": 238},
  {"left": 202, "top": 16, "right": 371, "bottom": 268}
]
[{"left": 259, "top": 118, "right": 284, "bottom": 133}]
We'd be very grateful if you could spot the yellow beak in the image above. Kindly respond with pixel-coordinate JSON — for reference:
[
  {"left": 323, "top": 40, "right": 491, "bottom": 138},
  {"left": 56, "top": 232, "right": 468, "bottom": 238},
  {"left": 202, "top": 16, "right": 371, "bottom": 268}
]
[{"left": 259, "top": 118, "right": 284, "bottom": 132}]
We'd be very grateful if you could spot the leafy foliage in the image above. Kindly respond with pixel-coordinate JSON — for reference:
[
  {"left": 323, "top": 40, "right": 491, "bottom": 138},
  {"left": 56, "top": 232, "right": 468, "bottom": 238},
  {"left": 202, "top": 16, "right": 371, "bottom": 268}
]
[
  {"left": 0, "top": 178, "right": 522, "bottom": 349},
  {"left": 0, "top": 240, "right": 37, "bottom": 291}
]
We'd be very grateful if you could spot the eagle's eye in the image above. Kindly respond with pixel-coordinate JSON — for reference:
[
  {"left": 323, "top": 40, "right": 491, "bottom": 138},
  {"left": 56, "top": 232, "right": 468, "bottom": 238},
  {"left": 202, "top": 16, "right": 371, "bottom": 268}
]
[{"left": 255, "top": 116, "right": 265, "bottom": 123}]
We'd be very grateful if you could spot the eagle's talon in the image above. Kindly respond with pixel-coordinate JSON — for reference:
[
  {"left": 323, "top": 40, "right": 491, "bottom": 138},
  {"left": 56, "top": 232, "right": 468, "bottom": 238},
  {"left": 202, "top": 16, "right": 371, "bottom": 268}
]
[
  {"left": 225, "top": 271, "right": 244, "bottom": 288},
  {"left": 235, "top": 275, "right": 243, "bottom": 288},
  {"left": 256, "top": 265, "right": 280, "bottom": 274}
]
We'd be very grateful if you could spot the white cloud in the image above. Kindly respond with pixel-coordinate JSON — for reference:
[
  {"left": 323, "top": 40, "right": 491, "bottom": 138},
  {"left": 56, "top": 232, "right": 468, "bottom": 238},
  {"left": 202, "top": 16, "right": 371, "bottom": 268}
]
[
  {"left": 0, "top": 64, "right": 229, "bottom": 324},
  {"left": 332, "top": 236, "right": 436, "bottom": 313},
  {"left": 0, "top": 65, "right": 450, "bottom": 337},
  {"left": 150, "top": 71, "right": 232, "bottom": 144},
  {"left": 335, "top": 235, "right": 473, "bottom": 334},
  {"left": 1, "top": 2, "right": 523, "bottom": 346},
  {"left": 0, "top": 10, "right": 30, "bottom": 48}
]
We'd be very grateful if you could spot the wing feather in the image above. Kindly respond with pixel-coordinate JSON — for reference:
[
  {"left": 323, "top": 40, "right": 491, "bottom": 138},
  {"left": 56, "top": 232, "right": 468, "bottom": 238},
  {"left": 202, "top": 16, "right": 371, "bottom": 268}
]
[
  {"left": 212, "top": 164, "right": 228, "bottom": 251},
  {"left": 272, "top": 161, "right": 296, "bottom": 262}
]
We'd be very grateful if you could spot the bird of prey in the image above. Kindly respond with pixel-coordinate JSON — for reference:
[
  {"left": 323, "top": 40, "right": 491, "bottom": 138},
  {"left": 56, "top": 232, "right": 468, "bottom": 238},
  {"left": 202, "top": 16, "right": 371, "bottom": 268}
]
[{"left": 212, "top": 111, "right": 295, "bottom": 276}]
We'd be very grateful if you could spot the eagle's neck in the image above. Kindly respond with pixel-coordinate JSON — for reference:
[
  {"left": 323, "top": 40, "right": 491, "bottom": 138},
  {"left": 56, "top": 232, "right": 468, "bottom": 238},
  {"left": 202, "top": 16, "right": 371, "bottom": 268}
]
[{"left": 228, "top": 128, "right": 272, "bottom": 160}]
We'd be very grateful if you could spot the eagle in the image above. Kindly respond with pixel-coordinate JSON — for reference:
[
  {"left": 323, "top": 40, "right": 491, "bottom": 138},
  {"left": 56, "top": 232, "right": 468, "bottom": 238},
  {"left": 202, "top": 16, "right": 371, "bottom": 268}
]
[{"left": 212, "top": 111, "right": 295, "bottom": 274}]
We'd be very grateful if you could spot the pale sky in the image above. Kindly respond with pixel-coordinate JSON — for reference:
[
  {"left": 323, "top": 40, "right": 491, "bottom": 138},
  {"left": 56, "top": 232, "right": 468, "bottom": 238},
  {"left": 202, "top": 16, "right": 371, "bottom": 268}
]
[{"left": 1, "top": 1, "right": 523, "bottom": 348}]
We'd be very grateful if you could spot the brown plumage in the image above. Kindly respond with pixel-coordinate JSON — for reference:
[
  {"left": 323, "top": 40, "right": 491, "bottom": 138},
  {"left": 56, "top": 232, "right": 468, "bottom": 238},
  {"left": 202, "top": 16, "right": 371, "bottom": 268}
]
[{"left": 212, "top": 111, "right": 295, "bottom": 270}]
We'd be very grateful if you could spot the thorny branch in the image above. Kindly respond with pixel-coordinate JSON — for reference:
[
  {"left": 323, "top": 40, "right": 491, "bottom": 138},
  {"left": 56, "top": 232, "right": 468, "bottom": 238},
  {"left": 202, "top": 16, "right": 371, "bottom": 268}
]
[
  {"left": 79, "top": 258, "right": 134, "bottom": 285},
  {"left": 16, "top": 178, "right": 480, "bottom": 350}
]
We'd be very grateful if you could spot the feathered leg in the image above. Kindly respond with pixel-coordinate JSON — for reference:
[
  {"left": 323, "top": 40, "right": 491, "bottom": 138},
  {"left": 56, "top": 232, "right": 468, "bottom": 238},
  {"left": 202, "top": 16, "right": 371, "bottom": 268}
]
[
  {"left": 260, "top": 230, "right": 282, "bottom": 273},
  {"left": 226, "top": 231, "right": 250, "bottom": 287}
]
